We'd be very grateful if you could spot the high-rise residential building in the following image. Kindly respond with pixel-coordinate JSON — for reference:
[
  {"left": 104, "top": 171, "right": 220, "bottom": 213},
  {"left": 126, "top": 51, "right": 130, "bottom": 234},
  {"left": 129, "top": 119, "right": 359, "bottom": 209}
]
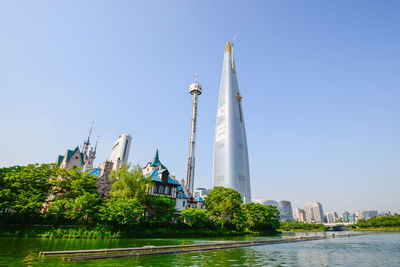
[
  {"left": 254, "top": 199, "right": 293, "bottom": 221},
  {"left": 193, "top": 187, "right": 211, "bottom": 199},
  {"left": 355, "top": 210, "right": 378, "bottom": 220},
  {"left": 342, "top": 211, "right": 356, "bottom": 223},
  {"left": 278, "top": 200, "right": 294, "bottom": 222},
  {"left": 213, "top": 41, "right": 251, "bottom": 203},
  {"left": 109, "top": 133, "right": 132, "bottom": 170},
  {"left": 326, "top": 212, "right": 339, "bottom": 223},
  {"left": 296, "top": 208, "right": 306, "bottom": 222},
  {"left": 379, "top": 211, "right": 392, "bottom": 217},
  {"left": 342, "top": 211, "right": 350, "bottom": 222},
  {"left": 303, "top": 202, "right": 325, "bottom": 223},
  {"left": 255, "top": 199, "right": 279, "bottom": 208}
]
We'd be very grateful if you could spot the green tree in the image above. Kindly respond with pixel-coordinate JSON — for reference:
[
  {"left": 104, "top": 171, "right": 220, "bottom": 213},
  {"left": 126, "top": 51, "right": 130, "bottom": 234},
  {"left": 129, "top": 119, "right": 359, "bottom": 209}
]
[
  {"left": 46, "top": 167, "right": 102, "bottom": 225},
  {"left": 145, "top": 195, "right": 176, "bottom": 223},
  {"left": 180, "top": 208, "right": 212, "bottom": 229},
  {"left": 242, "top": 203, "right": 280, "bottom": 231},
  {"left": 99, "top": 198, "right": 144, "bottom": 228},
  {"left": 0, "top": 166, "right": 22, "bottom": 220},
  {"left": 205, "top": 187, "right": 245, "bottom": 230},
  {"left": 280, "top": 221, "right": 327, "bottom": 231},
  {"left": 109, "top": 164, "right": 152, "bottom": 203},
  {"left": 0, "top": 164, "right": 56, "bottom": 225}
]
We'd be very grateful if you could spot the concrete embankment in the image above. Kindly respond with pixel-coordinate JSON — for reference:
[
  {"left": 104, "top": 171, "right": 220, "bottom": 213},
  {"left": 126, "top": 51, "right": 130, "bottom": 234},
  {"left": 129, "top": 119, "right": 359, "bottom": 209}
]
[{"left": 39, "top": 234, "right": 358, "bottom": 261}]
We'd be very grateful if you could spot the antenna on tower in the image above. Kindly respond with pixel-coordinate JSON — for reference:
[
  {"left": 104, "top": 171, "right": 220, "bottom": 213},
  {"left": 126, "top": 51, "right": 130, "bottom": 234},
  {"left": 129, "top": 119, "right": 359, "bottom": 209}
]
[{"left": 195, "top": 72, "right": 198, "bottom": 83}]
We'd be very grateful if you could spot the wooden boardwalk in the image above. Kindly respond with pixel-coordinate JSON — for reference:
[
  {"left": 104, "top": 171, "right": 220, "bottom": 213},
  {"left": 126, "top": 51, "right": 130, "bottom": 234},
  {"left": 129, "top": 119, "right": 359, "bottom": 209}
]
[{"left": 39, "top": 234, "right": 356, "bottom": 261}]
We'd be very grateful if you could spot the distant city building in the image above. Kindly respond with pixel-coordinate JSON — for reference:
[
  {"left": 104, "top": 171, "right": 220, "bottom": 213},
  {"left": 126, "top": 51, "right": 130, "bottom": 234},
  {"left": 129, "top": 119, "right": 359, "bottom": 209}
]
[
  {"left": 379, "top": 211, "right": 391, "bottom": 217},
  {"left": 342, "top": 211, "right": 356, "bottom": 223},
  {"left": 255, "top": 199, "right": 279, "bottom": 208},
  {"left": 342, "top": 211, "right": 350, "bottom": 222},
  {"left": 304, "top": 202, "right": 325, "bottom": 223},
  {"left": 110, "top": 133, "right": 132, "bottom": 170},
  {"left": 278, "top": 200, "right": 293, "bottom": 222},
  {"left": 194, "top": 188, "right": 211, "bottom": 199},
  {"left": 355, "top": 210, "right": 378, "bottom": 220},
  {"left": 254, "top": 199, "right": 293, "bottom": 221},
  {"left": 296, "top": 208, "right": 306, "bottom": 222},
  {"left": 326, "top": 212, "right": 339, "bottom": 223}
]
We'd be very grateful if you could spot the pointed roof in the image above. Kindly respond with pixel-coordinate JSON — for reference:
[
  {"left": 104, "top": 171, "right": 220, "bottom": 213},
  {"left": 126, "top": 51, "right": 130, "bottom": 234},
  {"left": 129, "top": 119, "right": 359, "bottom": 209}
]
[
  {"left": 56, "top": 155, "right": 64, "bottom": 165},
  {"left": 56, "top": 146, "right": 85, "bottom": 166},
  {"left": 148, "top": 149, "right": 167, "bottom": 169}
]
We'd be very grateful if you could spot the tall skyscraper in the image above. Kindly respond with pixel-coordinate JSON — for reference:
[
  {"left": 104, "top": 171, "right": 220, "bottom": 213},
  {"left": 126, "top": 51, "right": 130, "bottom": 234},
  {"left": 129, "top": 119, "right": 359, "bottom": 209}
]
[
  {"left": 186, "top": 73, "right": 202, "bottom": 197},
  {"left": 304, "top": 202, "right": 325, "bottom": 223},
  {"left": 109, "top": 133, "right": 132, "bottom": 170},
  {"left": 213, "top": 41, "right": 251, "bottom": 203}
]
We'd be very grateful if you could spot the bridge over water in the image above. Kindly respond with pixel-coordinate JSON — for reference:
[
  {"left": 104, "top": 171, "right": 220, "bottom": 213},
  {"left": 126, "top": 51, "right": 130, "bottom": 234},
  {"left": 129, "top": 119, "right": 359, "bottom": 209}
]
[{"left": 324, "top": 222, "right": 353, "bottom": 231}]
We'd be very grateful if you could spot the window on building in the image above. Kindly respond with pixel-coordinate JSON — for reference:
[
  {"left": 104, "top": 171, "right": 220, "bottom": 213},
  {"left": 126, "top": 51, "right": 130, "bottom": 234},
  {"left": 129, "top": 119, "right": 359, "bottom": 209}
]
[
  {"left": 159, "top": 185, "right": 165, "bottom": 194},
  {"left": 153, "top": 185, "right": 159, "bottom": 194},
  {"left": 165, "top": 186, "right": 170, "bottom": 195},
  {"left": 183, "top": 201, "right": 186, "bottom": 207}
]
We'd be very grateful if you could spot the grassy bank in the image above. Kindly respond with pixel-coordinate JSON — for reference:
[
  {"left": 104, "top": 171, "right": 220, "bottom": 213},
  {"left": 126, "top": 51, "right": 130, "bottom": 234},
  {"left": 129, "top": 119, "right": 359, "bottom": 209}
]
[
  {"left": 0, "top": 226, "right": 267, "bottom": 239},
  {"left": 352, "top": 227, "right": 400, "bottom": 231}
]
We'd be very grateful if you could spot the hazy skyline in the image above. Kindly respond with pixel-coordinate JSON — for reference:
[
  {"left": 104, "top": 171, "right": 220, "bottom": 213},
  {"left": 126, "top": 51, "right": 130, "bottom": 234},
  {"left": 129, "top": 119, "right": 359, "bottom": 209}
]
[{"left": 1, "top": 1, "right": 399, "bottom": 214}]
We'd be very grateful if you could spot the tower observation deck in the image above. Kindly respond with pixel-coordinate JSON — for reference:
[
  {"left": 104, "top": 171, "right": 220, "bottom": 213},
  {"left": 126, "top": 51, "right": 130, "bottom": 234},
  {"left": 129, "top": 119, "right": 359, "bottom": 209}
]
[{"left": 186, "top": 73, "right": 202, "bottom": 197}]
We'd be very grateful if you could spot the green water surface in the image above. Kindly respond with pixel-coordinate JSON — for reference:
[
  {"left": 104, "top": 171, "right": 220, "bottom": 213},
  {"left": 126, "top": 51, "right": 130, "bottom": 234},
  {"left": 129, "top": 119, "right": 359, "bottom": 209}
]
[{"left": 1, "top": 231, "right": 400, "bottom": 266}]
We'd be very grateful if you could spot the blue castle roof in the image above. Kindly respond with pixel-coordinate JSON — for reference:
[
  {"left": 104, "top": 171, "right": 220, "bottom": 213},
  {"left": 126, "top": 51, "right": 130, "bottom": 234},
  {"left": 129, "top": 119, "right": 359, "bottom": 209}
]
[
  {"left": 86, "top": 168, "right": 101, "bottom": 177},
  {"left": 176, "top": 185, "right": 188, "bottom": 199},
  {"left": 146, "top": 169, "right": 183, "bottom": 188}
]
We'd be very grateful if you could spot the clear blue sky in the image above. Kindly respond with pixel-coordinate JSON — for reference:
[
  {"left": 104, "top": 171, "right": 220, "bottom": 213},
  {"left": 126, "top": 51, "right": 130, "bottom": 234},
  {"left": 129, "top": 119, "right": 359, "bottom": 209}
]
[{"left": 1, "top": 0, "right": 399, "bottom": 214}]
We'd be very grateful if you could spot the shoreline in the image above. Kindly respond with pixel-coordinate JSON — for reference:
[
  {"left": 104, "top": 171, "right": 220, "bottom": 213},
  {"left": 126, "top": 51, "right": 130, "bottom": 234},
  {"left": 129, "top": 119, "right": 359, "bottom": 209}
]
[
  {"left": 2, "top": 226, "right": 399, "bottom": 240},
  {"left": 351, "top": 227, "right": 400, "bottom": 231},
  {"left": 0, "top": 226, "right": 279, "bottom": 239}
]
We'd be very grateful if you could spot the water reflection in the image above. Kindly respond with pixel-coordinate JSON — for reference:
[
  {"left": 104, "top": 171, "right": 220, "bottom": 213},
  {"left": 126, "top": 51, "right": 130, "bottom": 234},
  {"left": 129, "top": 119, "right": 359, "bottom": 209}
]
[{"left": 0, "top": 232, "right": 399, "bottom": 266}]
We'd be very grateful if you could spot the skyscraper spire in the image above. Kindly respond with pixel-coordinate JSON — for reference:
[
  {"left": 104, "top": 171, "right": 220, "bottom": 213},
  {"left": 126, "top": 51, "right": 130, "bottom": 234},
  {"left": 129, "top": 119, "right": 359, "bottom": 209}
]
[
  {"left": 186, "top": 72, "right": 202, "bottom": 197},
  {"left": 213, "top": 41, "right": 251, "bottom": 203}
]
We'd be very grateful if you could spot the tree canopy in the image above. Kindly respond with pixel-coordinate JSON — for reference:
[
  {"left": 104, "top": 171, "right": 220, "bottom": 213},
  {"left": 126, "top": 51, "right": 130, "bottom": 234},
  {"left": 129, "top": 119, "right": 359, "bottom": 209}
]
[
  {"left": 242, "top": 202, "right": 280, "bottom": 231},
  {"left": 205, "top": 187, "right": 245, "bottom": 230},
  {"left": 109, "top": 164, "right": 152, "bottom": 203}
]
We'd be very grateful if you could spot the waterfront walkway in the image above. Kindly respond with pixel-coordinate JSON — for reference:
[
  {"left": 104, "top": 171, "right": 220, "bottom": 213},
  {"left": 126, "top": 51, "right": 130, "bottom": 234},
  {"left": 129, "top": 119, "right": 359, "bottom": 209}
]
[{"left": 40, "top": 234, "right": 358, "bottom": 261}]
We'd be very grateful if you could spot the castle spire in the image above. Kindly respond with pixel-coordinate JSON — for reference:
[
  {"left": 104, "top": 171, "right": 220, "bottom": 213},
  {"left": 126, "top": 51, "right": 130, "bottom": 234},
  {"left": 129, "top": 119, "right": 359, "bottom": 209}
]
[
  {"left": 94, "top": 135, "right": 99, "bottom": 154},
  {"left": 82, "top": 121, "right": 94, "bottom": 157}
]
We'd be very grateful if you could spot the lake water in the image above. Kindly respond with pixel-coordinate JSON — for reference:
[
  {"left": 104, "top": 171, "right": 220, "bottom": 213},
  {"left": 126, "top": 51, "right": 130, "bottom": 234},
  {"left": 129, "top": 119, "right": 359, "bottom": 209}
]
[{"left": 1, "top": 231, "right": 399, "bottom": 266}]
